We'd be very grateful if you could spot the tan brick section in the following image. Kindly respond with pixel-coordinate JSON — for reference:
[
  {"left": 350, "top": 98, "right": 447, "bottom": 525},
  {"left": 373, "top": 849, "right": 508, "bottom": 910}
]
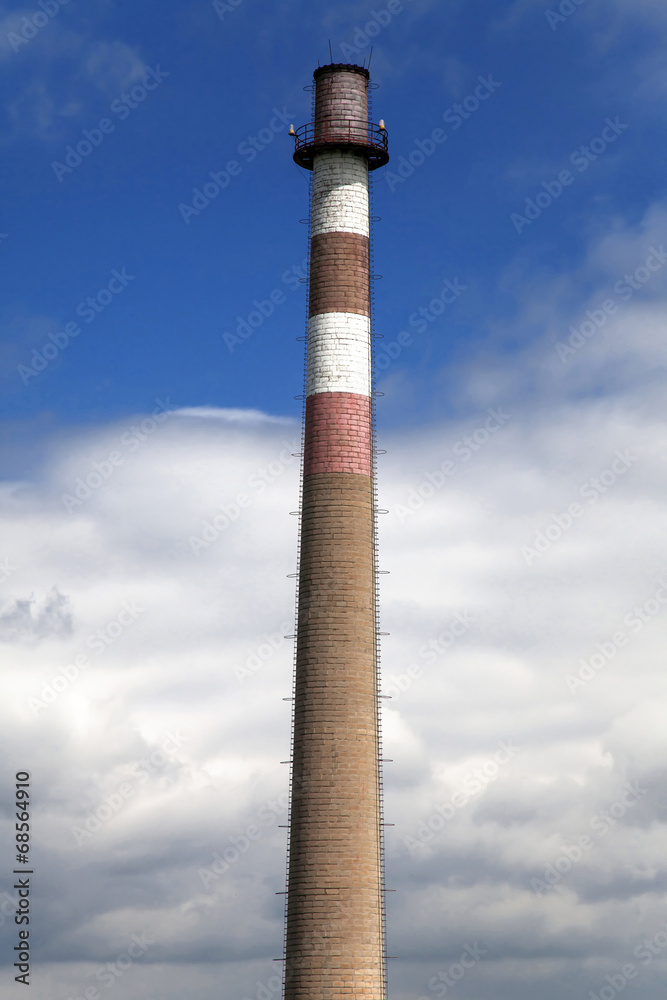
[
  {"left": 285, "top": 471, "right": 384, "bottom": 1000},
  {"left": 309, "top": 232, "right": 370, "bottom": 318}
]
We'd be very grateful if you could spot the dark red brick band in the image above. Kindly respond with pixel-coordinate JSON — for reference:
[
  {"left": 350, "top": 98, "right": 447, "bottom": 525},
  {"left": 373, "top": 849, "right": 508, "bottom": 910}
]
[{"left": 303, "top": 392, "right": 372, "bottom": 477}]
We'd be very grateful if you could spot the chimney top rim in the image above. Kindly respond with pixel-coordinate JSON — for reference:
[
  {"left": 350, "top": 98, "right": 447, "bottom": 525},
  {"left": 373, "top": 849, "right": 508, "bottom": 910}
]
[{"left": 313, "top": 63, "right": 370, "bottom": 81}]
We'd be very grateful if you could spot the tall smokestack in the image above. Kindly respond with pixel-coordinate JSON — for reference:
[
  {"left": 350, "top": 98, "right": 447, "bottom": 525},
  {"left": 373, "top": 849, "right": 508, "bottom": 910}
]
[{"left": 282, "top": 63, "right": 389, "bottom": 1000}]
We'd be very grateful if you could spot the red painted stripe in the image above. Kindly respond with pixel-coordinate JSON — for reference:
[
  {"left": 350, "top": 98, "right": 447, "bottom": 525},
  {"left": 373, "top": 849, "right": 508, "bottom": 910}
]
[{"left": 303, "top": 392, "right": 372, "bottom": 476}]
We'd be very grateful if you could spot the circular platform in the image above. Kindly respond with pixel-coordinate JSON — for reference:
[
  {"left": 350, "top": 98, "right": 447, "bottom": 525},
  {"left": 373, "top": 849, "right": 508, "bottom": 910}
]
[{"left": 293, "top": 119, "right": 389, "bottom": 171}]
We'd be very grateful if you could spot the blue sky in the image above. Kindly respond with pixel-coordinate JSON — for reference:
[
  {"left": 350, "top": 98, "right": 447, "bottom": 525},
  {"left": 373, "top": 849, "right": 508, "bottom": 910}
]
[
  {"left": 3, "top": 0, "right": 664, "bottom": 444},
  {"left": 2, "top": 2, "right": 667, "bottom": 1000}
]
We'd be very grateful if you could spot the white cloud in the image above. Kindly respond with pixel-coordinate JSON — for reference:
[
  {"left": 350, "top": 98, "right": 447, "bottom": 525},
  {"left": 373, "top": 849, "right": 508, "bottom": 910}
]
[
  {"left": 84, "top": 39, "right": 147, "bottom": 95},
  {"left": 4, "top": 77, "right": 83, "bottom": 141},
  {"left": 0, "top": 585, "right": 72, "bottom": 642},
  {"left": 0, "top": 5, "right": 150, "bottom": 141},
  {"left": 2, "top": 206, "right": 667, "bottom": 997},
  {"left": 614, "top": 0, "right": 667, "bottom": 23},
  {"left": 427, "top": 199, "right": 667, "bottom": 420},
  {"left": 174, "top": 406, "right": 295, "bottom": 424},
  {"left": 1, "top": 377, "right": 665, "bottom": 998}
]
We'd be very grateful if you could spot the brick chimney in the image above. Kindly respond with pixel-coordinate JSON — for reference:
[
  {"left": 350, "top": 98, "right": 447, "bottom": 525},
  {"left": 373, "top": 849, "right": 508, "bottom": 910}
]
[{"left": 282, "top": 62, "right": 390, "bottom": 1000}]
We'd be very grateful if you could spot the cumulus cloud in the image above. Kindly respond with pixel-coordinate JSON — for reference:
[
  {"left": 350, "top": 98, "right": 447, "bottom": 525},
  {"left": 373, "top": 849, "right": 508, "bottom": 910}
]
[
  {"left": 1, "top": 397, "right": 665, "bottom": 998},
  {"left": 0, "top": 3, "right": 150, "bottom": 141},
  {"left": 1, "top": 202, "right": 666, "bottom": 999},
  {"left": 0, "top": 586, "right": 72, "bottom": 642},
  {"left": 4, "top": 77, "right": 83, "bottom": 141},
  {"left": 430, "top": 199, "right": 667, "bottom": 417},
  {"left": 84, "top": 39, "right": 147, "bottom": 95}
]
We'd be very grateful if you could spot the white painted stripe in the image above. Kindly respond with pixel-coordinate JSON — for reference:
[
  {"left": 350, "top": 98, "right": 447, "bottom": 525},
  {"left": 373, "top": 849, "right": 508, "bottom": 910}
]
[
  {"left": 311, "top": 151, "right": 369, "bottom": 238},
  {"left": 306, "top": 312, "right": 371, "bottom": 396}
]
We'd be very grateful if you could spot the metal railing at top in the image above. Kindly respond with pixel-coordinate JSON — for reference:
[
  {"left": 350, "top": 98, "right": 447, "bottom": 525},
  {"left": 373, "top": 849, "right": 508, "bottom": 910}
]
[{"left": 293, "top": 117, "right": 388, "bottom": 165}]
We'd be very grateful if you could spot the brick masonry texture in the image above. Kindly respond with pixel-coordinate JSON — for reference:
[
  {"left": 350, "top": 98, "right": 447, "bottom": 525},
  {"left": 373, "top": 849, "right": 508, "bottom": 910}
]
[
  {"left": 306, "top": 312, "right": 371, "bottom": 397},
  {"left": 311, "top": 151, "right": 369, "bottom": 238},
  {"left": 314, "top": 65, "right": 369, "bottom": 140},
  {"left": 303, "top": 392, "right": 372, "bottom": 476},
  {"left": 309, "top": 231, "right": 370, "bottom": 318},
  {"left": 286, "top": 471, "right": 383, "bottom": 1000},
  {"left": 285, "top": 63, "right": 385, "bottom": 1000}
]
